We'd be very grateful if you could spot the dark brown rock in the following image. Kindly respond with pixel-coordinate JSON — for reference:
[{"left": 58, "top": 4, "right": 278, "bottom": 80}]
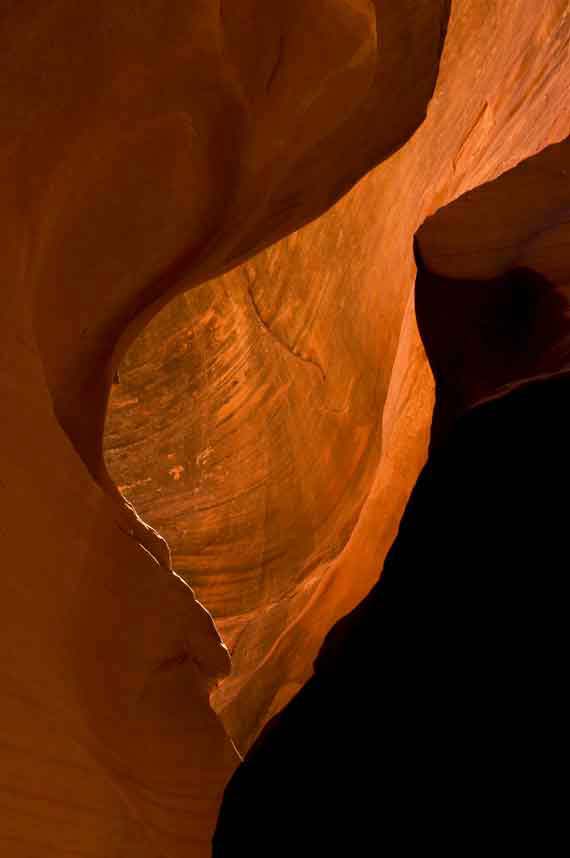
[{"left": 214, "top": 137, "right": 570, "bottom": 854}]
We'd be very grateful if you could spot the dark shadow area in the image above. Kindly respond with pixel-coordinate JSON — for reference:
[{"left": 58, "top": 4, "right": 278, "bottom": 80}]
[{"left": 213, "top": 138, "right": 570, "bottom": 853}]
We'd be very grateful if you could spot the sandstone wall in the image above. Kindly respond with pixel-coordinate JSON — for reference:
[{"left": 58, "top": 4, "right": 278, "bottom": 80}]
[{"left": 2, "top": 1, "right": 570, "bottom": 855}]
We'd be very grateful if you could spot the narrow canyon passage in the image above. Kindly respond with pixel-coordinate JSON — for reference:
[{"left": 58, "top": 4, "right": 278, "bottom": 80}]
[
  {"left": 2, "top": 2, "right": 570, "bottom": 856},
  {"left": 105, "top": 2, "right": 570, "bottom": 759}
]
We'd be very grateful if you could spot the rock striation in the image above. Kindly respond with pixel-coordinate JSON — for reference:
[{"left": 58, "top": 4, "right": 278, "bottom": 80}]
[
  {"left": 1, "top": 1, "right": 449, "bottom": 855},
  {"left": 2, "top": 0, "right": 570, "bottom": 855},
  {"left": 213, "top": 118, "right": 570, "bottom": 858},
  {"left": 106, "top": 1, "right": 570, "bottom": 757}
]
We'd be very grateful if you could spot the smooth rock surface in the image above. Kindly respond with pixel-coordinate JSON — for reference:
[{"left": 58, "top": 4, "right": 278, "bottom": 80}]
[
  {"left": 1, "top": 1, "right": 449, "bottom": 855},
  {"left": 106, "top": 1, "right": 570, "bottom": 753},
  {"left": 213, "top": 126, "right": 570, "bottom": 858},
  {"left": 416, "top": 135, "right": 570, "bottom": 441},
  {"left": 2, "top": 0, "right": 570, "bottom": 854}
]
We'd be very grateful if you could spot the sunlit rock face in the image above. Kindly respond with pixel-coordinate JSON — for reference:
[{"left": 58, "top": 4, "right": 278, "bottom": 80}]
[
  {"left": 2, "top": 0, "right": 570, "bottom": 855},
  {"left": 1, "top": 2, "right": 450, "bottom": 856},
  {"left": 106, "top": 1, "right": 570, "bottom": 754},
  {"left": 213, "top": 133, "right": 570, "bottom": 857}
]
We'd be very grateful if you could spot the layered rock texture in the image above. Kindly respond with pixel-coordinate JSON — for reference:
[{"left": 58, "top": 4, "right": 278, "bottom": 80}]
[
  {"left": 106, "top": 2, "right": 570, "bottom": 755},
  {"left": 213, "top": 129, "right": 570, "bottom": 857},
  {"left": 1, "top": 1, "right": 570, "bottom": 856}
]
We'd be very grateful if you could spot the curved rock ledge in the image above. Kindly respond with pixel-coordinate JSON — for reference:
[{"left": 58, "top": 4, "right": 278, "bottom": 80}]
[
  {"left": 213, "top": 127, "right": 570, "bottom": 858},
  {"left": 106, "top": 2, "right": 570, "bottom": 757},
  {"left": 1, "top": 2, "right": 448, "bottom": 855}
]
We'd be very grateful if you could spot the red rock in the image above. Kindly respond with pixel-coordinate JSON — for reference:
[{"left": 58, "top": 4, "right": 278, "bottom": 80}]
[
  {"left": 2, "top": 0, "right": 570, "bottom": 853},
  {"left": 416, "top": 136, "right": 570, "bottom": 440},
  {"left": 1, "top": 1, "right": 448, "bottom": 854},
  {"left": 107, "top": 3, "right": 570, "bottom": 757}
]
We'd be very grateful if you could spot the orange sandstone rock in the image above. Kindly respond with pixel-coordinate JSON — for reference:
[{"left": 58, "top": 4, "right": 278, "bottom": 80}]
[
  {"left": 0, "top": 1, "right": 449, "bottom": 855},
  {"left": 107, "top": 2, "right": 570, "bottom": 755},
  {"left": 2, "top": 0, "right": 570, "bottom": 854}
]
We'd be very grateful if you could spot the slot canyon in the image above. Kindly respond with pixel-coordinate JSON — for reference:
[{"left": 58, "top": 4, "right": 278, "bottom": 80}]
[{"left": 1, "top": 2, "right": 569, "bottom": 855}]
